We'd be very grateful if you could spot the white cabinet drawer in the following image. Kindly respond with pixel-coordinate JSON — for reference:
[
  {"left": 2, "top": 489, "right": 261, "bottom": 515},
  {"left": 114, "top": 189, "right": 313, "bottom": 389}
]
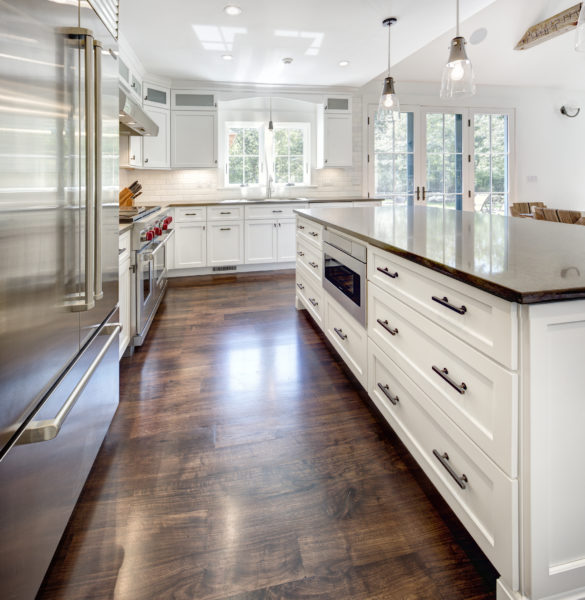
[
  {"left": 367, "top": 341, "right": 517, "bottom": 586},
  {"left": 118, "top": 230, "right": 131, "bottom": 262},
  {"left": 175, "top": 206, "right": 206, "bottom": 222},
  {"left": 368, "top": 282, "right": 518, "bottom": 477},
  {"left": 368, "top": 246, "right": 518, "bottom": 370},
  {"left": 245, "top": 203, "right": 306, "bottom": 220},
  {"left": 207, "top": 205, "right": 243, "bottom": 221},
  {"left": 296, "top": 239, "right": 322, "bottom": 284},
  {"left": 296, "top": 216, "right": 323, "bottom": 248},
  {"left": 296, "top": 268, "right": 323, "bottom": 327},
  {"left": 325, "top": 295, "right": 367, "bottom": 387}
]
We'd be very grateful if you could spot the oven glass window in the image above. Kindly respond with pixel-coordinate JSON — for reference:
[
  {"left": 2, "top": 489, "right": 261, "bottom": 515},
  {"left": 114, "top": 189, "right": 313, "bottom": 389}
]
[
  {"left": 324, "top": 253, "right": 361, "bottom": 306},
  {"left": 154, "top": 243, "right": 165, "bottom": 283}
]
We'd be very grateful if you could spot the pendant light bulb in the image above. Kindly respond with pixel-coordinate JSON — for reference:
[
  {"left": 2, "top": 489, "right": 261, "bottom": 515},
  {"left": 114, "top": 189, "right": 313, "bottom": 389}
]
[
  {"left": 379, "top": 17, "right": 400, "bottom": 117},
  {"left": 576, "top": 2, "right": 585, "bottom": 51},
  {"left": 440, "top": 0, "right": 475, "bottom": 98}
]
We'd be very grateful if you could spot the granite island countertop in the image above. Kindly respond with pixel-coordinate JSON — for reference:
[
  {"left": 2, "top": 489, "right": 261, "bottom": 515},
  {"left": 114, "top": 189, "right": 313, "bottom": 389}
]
[{"left": 295, "top": 205, "right": 585, "bottom": 304}]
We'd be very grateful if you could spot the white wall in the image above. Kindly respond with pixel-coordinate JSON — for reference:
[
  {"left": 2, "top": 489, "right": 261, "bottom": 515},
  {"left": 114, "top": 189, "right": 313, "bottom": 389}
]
[{"left": 360, "top": 79, "right": 585, "bottom": 210}]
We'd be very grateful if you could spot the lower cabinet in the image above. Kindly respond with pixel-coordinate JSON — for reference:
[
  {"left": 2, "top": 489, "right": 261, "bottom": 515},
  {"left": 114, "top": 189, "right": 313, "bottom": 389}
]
[
  {"left": 175, "top": 222, "right": 207, "bottom": 268},
  {"left": 207, "top": 221, "right": 244, "bottom": 266},
  {"left": 245, "top": 218, "right": 297, "bottom": 264},
  {"left": 118, "top": 253, "right": 131, "bottom": 359},
  {"left": 276, "top": 218, "right": 296, "bottom": 261}
]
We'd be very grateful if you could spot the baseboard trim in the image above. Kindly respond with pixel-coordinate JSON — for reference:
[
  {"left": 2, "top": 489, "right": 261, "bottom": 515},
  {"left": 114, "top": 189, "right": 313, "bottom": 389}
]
[{"left": 169, "top": 262, "right": 295, "bottom": 278}]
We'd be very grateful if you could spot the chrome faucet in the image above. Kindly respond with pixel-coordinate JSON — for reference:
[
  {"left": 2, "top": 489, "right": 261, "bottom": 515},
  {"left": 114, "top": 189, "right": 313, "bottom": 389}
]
[{"left": 266, "top": 175, "right": 273, "bottom": 199}]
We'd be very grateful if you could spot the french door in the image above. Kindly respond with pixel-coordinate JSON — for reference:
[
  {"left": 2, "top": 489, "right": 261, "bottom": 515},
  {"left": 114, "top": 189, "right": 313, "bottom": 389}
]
[{"left": 368, "top": 106, "right": 513, "bottom": 215}]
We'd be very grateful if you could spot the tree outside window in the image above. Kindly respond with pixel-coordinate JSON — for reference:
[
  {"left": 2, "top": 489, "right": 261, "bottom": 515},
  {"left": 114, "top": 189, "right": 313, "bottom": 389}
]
[{"left": 273, "top": 126, "right": 306, "bottom": 184}]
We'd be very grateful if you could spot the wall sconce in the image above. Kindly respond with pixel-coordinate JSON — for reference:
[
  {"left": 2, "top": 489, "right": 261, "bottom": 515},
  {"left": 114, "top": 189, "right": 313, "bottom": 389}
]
[{"left": 560, "top": 105, "right": 581, "bottom": 118}]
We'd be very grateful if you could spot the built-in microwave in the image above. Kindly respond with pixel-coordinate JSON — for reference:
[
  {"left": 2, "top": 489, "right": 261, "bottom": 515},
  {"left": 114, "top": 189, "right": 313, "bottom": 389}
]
[{"left": 322, "top": 229, "right": 367, "bottom": 326}]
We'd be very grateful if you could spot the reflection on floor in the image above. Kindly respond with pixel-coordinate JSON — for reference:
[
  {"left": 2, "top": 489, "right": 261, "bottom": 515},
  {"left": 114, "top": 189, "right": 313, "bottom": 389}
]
[{"left": 38, "top": 270, "right": 497, "bottom": 600}]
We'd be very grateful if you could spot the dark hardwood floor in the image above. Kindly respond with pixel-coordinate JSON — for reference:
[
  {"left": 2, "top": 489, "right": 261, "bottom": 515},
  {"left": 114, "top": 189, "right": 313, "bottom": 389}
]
[{"left": 38, "top": 270, "right": 497, "bottom": 600}]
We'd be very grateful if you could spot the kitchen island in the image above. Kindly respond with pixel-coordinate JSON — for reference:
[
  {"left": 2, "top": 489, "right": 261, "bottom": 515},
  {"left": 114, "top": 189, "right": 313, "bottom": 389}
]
[{"left": 294, "top": 205, "right": 585, "bottom": 600}]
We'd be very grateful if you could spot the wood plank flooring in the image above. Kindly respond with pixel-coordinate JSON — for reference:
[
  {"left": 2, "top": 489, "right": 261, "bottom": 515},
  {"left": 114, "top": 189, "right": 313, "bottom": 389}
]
[{"left": 37, "top": 270, "right": 497, "bottom": 600}]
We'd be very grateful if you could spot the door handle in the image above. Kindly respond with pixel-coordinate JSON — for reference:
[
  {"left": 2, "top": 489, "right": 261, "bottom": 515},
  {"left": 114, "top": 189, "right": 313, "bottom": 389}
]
[
  {"left": 416, "top": 186, "right": 420, "bottom": 201},
  {"left": 16, "top": 324, "right": 121, "bottom": 445},
  {"left": 422, "top": 186, "right": 427, "bottom": 201}
]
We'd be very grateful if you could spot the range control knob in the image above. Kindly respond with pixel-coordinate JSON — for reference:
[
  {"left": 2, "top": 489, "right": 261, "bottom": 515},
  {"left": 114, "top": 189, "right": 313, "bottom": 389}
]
[
  {"left": 162, "top": 222, "right": 169, "bottom": 230},
  {"left": 145, "top": 230, "right": 154, "bottom": 241},
  {"left": 154, "top": 227, "right": 162, "bottom": 236},
  {"left": 165, "top": 216, "right": 173, "bottom": 225}
]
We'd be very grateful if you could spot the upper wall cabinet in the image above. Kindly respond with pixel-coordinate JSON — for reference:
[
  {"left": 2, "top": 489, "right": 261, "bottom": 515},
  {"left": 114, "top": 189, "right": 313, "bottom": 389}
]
[
  {"left": 316, "top": 102, "right": 353, "bottom": 168},
  {"left": 172, "top": 90, "right": 217, "bottom": 111},
  {"left": 144, "top": 82, "right": 170, "bottom": 109},
  {"left": 171, "top": 111, "right": 217, "bottom": 168},
  {"left": 119, "top": 56, "right": 142, "bottom": 104},
  {"left": 143, "top": 106, "right": 170, "bottom": 168}
]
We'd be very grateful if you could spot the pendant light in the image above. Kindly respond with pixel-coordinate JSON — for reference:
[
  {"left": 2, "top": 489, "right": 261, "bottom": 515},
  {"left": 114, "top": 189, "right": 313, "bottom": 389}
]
[
  {"left": 440, "top": 0, "right": 475, "bottom": 98},
  {"left": 268, "top": 96, "right": 274, "bottom": 131},
  {"left": 379, "top": 17, "right": 400, "bottom": 116},
  {"left": 576, "top": 3, "right": 585, "bottom": 51}
]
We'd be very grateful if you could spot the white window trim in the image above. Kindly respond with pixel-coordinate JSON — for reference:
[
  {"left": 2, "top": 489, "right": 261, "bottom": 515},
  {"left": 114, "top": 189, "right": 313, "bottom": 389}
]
[
  {"left": 271, "top": 122, "right": 311, "bottom": 186},
  {"left": 224, "top": 121, "right": 266, "bottom": 189}
]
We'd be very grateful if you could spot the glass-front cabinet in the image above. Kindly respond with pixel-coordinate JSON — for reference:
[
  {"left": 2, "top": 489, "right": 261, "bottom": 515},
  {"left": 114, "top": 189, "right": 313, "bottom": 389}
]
[{"left": 144, "top": 82, "right": 170, "bottom": 109}]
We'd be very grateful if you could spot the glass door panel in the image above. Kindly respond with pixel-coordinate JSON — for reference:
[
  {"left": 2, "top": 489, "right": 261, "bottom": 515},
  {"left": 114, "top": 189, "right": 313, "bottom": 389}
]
[
  {"left": 472, "top": 112, "right": 510, "bottom": 215},
  {"left": 372, "top": 110, "right": 415, "bottom": 205},
  {"left": 423, "top": 111, "right": 464, "bottom": 210}
]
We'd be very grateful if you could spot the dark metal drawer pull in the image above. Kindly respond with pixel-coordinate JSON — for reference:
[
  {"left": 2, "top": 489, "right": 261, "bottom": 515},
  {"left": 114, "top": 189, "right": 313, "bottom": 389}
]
[
  {"left": 298, "top": 225, "right": 305, "bottom": 230},
  {"left": 334, "top": 327, "right": 347, "bottom": 340},
  {"left": 377, "top": 266, "right": 398, "bottom": 279},
  {"left": 272, "top": 210, "right": 283, "bottom": 213},
  {"left": 377, "top": 383, "right": 399, "bottom": 406},
  {"left": 433, "top": 450, "right": 468, "bottom": 489},
  {"left": 185, "top": 213, "right": 199, "bottom": 216},
  {"left": 220, "top": 211, "right": 232, "bottom": 214},
  {"left": 309, "top": 297, "right": 318, "bottom": 307},
  {"left": 432, "top": 296, "right": 467, "bottom": 315},
  {"left": 432, "top": 366, "right": 467, "bottom": 394},
  {"left": 220, "top": 227, "right": 232, "bottom": 231},
  {"left": 297, "top": 251, "right": 305, "bottom": 257},
  {"left": 296, "top": 283, "right": 304, "bottom": 290},
  {"left": 377, "top": 318, "right": 398, "bottom": 336},
  {"left": 309, "top": 261, "right": 319, "bottom": 269},
  {"left": 309, "top": 231, "right": 319, "bottom": 237}
]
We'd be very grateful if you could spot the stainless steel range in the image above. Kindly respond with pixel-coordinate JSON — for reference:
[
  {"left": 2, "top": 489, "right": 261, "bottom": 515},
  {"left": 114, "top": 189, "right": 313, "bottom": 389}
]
[{"left": 128, "top": 207, "right": 174, "bottom": 348}]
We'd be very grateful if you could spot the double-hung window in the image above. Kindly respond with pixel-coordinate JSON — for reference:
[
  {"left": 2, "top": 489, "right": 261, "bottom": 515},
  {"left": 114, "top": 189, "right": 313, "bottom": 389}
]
[{"left": 272, "top": 123, "right": 310, "bottom": 185}]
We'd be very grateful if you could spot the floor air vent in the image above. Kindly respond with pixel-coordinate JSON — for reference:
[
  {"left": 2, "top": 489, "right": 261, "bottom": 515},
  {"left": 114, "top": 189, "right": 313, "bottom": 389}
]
[{"left": 212, "top": 266, "right": 237, "bottom": 272}]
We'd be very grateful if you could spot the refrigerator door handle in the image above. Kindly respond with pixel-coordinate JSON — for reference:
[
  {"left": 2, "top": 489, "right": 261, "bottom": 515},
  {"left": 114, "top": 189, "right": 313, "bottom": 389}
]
[
  {"left": 15, "top": 324, "right": 121, "bottom": 446},
  {"left": 69, "top": 29, "right": 95, "bottom": 312},
  {"left": 93, "top": 39, "right": 103, "bottom": 300}
]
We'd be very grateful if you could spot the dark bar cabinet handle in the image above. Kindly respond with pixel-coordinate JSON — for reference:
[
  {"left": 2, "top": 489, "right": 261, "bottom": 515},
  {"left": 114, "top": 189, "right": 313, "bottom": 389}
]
[
  {"left": 220, "top": 228, "right": 231, "bottom": 231},
  {"left": 377, "top": 318, "right": 398, "bottom": 336},
  {"left": 309, "top": 231, "right": 319, "bottom": 237},
  {"left": 432, "top": 450, "right": 468, "bottom": 489},
  {"left": 298, "top": 225, "right": 305, "bottom": 230},
  {"left": 432, "top": 296, "right": 467, "bottom": 315},
  {"left": 377, "top": 383, "right": 399, "bottom": 406},
  {"left": 297, "top": 251, "right": 305, "bottom": 257},
  {"left": 334, "top": 327, "right": 347, "bottom": 340},
  {"left": 432, "top": 366, "right": 467, "bottom": 395},
  {"left": 296, "top": 283, "right": 304, "bottom": 290},
  {"left": 309, "top": 261, "right": 319, "bottom": 269},
  {"left": 377, "top": 266, "right": 398, "bottom": 279},
  {"left": 308, "top": 297, "right": 318, "bottom": 307}
]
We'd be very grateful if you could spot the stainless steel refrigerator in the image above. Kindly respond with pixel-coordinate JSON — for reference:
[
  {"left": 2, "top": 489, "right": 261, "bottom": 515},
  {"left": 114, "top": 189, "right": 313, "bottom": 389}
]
[{"left": 0, "top": 1, "right": 120, "bottom": 598}]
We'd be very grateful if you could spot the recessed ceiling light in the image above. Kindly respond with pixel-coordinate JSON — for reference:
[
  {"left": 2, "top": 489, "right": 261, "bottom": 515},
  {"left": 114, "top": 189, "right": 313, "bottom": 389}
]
[
  {"left": 222, "top": 54, "right": 233, "bottom": 61},
  {"left": 282, "top": 57, "right": 293, "bottom": 64},
  {"left": 339, "top": 60, "right": 350, "bottom": 67},
  {"left": 469, "top": 27, "right": 488, "bottom": 45},
  {"left": 224, "top": 4, "right": 242, "bottom": 16}
]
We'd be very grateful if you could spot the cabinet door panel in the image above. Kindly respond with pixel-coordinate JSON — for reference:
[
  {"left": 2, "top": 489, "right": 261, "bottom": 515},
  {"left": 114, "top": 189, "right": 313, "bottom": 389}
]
[
  {"left": 325, "top": 114, "right": 352, "bottom": 167},
  {"left": 245, "top": 220, "right": 276, "bottom": 264},
  {"left": 118, "top": 255, "right": 131, "bottom": 358},
  {"left": 171, "top": 111, "right": 216, "bottom": 168},
  {"left": 143, "top": 107, "right": 169, "bottom": 168},
  {"left": 175, "top": 223, "right": 207, "bottom": 268},
  {"left": 207, "top": 222, "right": 244, "bottom": 266},
  {"left": 277, "top": 219, "right": 296, "bottom": 262}
]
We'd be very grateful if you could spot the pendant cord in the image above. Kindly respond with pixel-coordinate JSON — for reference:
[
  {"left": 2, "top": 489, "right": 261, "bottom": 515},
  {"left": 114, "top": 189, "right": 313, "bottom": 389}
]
[
  {"left": 456, "top": 0, "right": 460, "bottom": 37},
  {"left": 387, "top": 23, "right": 391, "bottom": 76}
]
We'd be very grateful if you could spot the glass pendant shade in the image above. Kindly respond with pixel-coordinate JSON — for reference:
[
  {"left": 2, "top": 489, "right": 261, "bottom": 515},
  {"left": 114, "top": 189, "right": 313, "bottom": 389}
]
[
  {"left": 440, "top": 36, "right": 475, "bottom": 98},
  {"left": 379, "top": 76, "right": 400, "bottom": 114},
  {"left": 576, "top": 2, "right": 585, "bottom": 51}
]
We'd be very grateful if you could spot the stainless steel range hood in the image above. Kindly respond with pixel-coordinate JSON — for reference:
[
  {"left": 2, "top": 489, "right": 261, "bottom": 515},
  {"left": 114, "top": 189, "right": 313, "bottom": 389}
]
[{"left": 119, "top": 87, "right": 159, "bottom": 137}]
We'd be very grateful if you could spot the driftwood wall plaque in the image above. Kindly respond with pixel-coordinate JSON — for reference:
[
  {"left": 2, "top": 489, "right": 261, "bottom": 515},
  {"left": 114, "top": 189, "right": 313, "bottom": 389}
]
[{"left": 515, "top": 2, "right": 582, "bottom": 50}]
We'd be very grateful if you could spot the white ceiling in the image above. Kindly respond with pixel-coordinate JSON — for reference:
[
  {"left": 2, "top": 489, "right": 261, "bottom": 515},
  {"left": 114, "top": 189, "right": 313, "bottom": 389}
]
[
  {"left": 119, "top": 0, "right": 496, "bottom": 87},
  {"left": 392, "top": 0, "right": 585, "bottom": 89}
]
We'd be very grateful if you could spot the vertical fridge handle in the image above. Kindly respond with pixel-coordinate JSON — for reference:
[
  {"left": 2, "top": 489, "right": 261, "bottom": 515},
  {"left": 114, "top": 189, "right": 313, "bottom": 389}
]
[
  {"left": 68, "top": 29, "right": 95, "bottom": 312},
  {"left": 93, "top": 39, "right": 103, "bottom": 300}
]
